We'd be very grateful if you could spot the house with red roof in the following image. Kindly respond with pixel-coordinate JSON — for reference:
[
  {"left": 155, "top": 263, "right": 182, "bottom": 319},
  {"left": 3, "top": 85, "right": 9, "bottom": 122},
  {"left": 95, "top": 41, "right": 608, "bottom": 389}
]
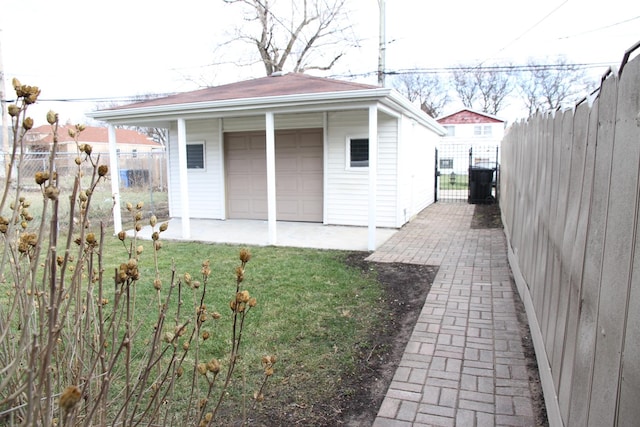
[
  {"left": 89, "top": 73, "right": 446, "bottom": 249},
  {"left": 26, "top": 124, "right": 163, "bottom": 154},
  {"left": 436, "top": 108, "right": 506, "bottom": 175}
]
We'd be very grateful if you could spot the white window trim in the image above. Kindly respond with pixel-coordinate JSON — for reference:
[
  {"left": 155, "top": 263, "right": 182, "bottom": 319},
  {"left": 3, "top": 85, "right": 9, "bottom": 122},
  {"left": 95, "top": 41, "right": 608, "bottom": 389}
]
[
  {"left": 186, "top": 141, "right": 206, "bottom": 171},
  {"left": 345, "top": 135, "right": 369, "bottom": 171}
]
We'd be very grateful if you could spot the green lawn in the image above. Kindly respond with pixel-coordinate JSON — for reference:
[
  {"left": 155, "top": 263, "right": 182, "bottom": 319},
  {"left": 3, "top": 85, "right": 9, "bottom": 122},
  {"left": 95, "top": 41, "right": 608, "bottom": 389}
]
[{"left": 96, "top": 234, "right": 384, "bottom": 424}]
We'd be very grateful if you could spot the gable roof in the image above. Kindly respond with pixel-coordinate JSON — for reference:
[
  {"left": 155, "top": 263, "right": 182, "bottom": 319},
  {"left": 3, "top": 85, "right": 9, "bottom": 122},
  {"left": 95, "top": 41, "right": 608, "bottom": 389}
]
[
  {"left": 29, "top": 124, "right": 160, "bottom": 146},
  {"left": 437, "top": 108, "right": 504, "bottom": 125},
  {"left": 89, "top": 73, "right": 446, "bottom": 136}
]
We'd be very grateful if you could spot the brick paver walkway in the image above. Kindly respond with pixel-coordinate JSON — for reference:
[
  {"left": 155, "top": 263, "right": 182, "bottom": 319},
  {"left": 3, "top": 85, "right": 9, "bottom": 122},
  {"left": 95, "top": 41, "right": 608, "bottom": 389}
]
[{"left": 367, "top": 203, "right": 538, "bottom": 427}]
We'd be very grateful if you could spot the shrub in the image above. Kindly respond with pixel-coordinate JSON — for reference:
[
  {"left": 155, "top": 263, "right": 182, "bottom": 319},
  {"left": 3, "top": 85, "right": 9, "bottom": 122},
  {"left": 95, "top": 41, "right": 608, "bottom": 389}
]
[{"left": 0, "top": 79, "right": 272, "bottom": 426}]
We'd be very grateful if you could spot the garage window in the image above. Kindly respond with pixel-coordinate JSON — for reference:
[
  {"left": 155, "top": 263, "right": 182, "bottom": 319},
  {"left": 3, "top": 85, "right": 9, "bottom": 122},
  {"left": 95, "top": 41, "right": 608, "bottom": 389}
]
[
  {"left": 348, "top": 137, "right": 369, "bottom": 168},
  {"left": 186, "top": 143, "right": 205, "bottom": 169}
]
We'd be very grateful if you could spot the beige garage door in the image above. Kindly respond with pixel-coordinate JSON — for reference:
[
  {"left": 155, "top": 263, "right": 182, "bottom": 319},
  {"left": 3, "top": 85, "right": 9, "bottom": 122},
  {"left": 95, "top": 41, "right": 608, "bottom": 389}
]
[{"left": 225, "top": 129, "right": 323, "bottom": 222}]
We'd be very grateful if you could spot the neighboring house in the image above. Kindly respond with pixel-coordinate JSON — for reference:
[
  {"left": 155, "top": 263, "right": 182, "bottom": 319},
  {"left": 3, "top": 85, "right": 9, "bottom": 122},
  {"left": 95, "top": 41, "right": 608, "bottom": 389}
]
[
  {"left": 89, "top": 73, "right": 446, "bottom": 249},
  {"left": 26, "top": 124, "right": 163, "bottom": 154},
  {"left": 436, "top": 109, "right": 505, "bottom": 175}
]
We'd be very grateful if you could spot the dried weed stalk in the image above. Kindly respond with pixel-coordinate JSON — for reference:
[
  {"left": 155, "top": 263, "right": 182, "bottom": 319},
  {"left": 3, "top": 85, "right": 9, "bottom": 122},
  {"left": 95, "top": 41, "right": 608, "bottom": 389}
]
[{"left": 0, "top": 79, "right": 274, "bottom": 426}]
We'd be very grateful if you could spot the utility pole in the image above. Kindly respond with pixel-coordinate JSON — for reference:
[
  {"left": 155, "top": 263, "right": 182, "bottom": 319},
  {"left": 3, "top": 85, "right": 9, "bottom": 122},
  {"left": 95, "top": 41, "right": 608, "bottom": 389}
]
[
  {"left": 377, "top": 0, "right": 386, "bottom": 87},
  {"left": 0, "top": 29, "right": 11, "bottom": 178}
]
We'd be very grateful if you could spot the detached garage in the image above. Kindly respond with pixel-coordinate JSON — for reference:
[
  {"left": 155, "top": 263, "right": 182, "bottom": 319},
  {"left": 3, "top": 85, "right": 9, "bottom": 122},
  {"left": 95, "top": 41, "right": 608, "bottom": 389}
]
[{"left": 90, "top": 73, "right": 446, "bottom": 250}]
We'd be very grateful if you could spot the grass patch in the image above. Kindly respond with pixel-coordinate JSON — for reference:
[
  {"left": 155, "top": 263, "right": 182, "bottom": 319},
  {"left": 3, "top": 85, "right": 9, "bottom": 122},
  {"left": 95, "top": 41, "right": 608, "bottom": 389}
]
[
  {"left": 439, "top": 173, "right": 469, "bottom": 190},
  {"left": 98, "top": 236, "right": 385, "bottom": 424}
]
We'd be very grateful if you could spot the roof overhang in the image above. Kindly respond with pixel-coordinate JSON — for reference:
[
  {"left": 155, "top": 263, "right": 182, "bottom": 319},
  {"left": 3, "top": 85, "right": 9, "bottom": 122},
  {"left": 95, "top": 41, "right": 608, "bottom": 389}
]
[{"left": 87, "top": 88, "right": 446, "bottom": 136}]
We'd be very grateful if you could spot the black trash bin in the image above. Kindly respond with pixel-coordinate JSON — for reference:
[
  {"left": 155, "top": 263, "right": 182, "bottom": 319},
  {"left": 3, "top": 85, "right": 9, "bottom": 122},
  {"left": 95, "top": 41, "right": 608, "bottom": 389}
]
[{"left": 468, "top": 166, "right": 495, "bottom": 204}]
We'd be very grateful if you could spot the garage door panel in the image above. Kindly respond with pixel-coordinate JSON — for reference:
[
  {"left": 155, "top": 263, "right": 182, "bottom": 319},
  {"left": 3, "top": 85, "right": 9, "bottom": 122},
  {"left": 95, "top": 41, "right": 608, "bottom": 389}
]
[{"left": 225, "top": 129, "right": 323, "bottom": 221}]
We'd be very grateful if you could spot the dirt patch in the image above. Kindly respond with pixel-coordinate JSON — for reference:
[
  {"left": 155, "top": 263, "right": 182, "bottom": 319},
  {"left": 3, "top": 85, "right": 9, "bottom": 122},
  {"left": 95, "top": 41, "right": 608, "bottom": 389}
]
[
  {"left": 250, "top": 203, "right": 548, "bottom": 426},
  {"left": 338, "top": 255, "right": 437, "bottom": 426},
  {"left": 471, "top": 202, "right": 503, "bottom": 229}
]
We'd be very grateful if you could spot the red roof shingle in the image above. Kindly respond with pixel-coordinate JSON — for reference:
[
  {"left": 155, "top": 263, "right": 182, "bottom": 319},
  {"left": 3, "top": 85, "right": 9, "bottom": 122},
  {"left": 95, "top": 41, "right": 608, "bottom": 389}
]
[{"left": 29, "top": 124, "right": 160, "bottom": 146}]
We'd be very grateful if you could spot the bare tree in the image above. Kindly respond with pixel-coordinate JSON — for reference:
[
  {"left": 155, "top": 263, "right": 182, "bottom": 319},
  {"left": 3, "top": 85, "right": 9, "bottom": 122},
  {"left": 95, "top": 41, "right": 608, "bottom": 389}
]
[
  {"left": 223, "top": 0, "right": 356, "bottom": 75},
  {"left": 517, "top": 57, "right": 589, "bottom": 115},
  {"left": 95, "top": 94, "right": 168, "bottom": 148},
  {"left": 452, "top": 66, "right": 478, "bottom": 109},
  {"left": 475, "top": 67, "right": 513, "bottom": 116},
  {"left": 391, "top": 73, "right": 450, "bottom": 117},
  {"left": 452, "top": 65, "right": 513, "bottom": 116}
]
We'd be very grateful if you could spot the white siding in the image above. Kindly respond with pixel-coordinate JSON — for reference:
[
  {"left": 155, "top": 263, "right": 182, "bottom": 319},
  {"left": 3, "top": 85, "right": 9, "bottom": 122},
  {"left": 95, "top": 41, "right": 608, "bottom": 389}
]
[
  {"left": 221, "top": 113, "right": 324, "bottom": 132},
  {"left": 168, "top": 119, "right": 224, "bottom": 219},
  {"left": 397, "top": 116, "right": 437, "bottom": 223},
  {"left": 325, "top": 110, "right": 398, "bottom": 227}
]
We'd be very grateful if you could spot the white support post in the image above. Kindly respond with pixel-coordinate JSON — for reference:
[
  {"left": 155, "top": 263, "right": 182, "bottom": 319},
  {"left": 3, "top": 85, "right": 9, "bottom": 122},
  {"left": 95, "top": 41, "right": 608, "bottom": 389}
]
[
  {"left": 177, "top": 118, "right": 191, "bottom": 239},
  {"left": 368, "top": 105, "right": 378, "bottom": 250},
  {"left": 265, "top": 112, "right": 277, "bottom": 245},
  {"left": 107, "top": 125, "right": 122, "bottom": 234}
]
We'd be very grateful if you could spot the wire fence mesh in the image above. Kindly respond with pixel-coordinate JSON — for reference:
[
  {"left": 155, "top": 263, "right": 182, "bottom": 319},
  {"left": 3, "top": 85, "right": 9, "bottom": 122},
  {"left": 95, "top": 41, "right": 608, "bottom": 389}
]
[{"left": 0, "top": 151, "right": 168, "bottom": 232}]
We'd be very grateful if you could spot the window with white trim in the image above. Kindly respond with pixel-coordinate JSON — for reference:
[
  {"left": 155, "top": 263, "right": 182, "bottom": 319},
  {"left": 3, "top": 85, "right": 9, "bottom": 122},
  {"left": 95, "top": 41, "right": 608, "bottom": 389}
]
[
  {"left": 473, "top": 125, "right": 492, "bottom": 137},
  {"left": 440, "top": 158, "right": 454, "bottom": 169},
  {"left": 186, "top": 143, "right": 205, "bottom": 169},
  {"left": 443, "top": 125, "right": 455, "bottom": 136},
  {"left": 348, "top": 137, "right": 369, "bottom": 168}
]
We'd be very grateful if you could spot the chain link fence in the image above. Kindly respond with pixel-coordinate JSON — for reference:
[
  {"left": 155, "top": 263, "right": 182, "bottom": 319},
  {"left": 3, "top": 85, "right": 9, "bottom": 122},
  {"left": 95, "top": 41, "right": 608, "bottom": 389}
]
[{"left": 0, "top": 151, "right": 168, "bottom": 232}]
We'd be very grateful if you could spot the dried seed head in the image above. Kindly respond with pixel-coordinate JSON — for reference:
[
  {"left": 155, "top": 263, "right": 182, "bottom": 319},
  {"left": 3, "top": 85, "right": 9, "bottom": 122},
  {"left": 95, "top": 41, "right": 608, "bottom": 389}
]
[
  {"left": 159, "top": 222, "right": 169, "bottom": 232},
  {"left": 153, "top": 278, "right": 162, "bottom": 290},
  {"left": 236, "top": 290, "right": 250, "bottom": 304},
  {"left": 22, "top": 117, "right": 33, "bottom": 130},
  {"left": 126, "top": 202, "right": 133, "bottom": 212},
  {"left": 150, "top": 215, "right": 157, "bottom": 227},
  {"left": 197, "top": 363, "right": 207, "bottom": 376},
  {"left": 118, "top": 230, "right": 126, "bottom": 241},
  {"left": 235, "top": 266, "right": 244, "bottom": 282},
  {"left": 136, "top": 201, "right": 144, "bottom": 210},
  {"left": 239, "top": 248, "right": 251, "bottom": 263},
  {"left": 44, "top": 185, "right": 59, "bottom": 200},
  {"left": 98, "top": 165, "right": 108, "bottom": 177},
  {"left": 206, "top": 358, "right": 220, "bottom": 373},
  {"left": 8, "top": 104, "right": 19, "bottom": 117},
  {"left": 59, "top": 386, "right": 82, "bottom": 411},
  {"left": 85, "top": 233, "right": 97, "bottom": 245},
  {"left": 163, "top": 332, "right": 174, "bottom": 343},
  {"left": 46, "top": 110, "right": 58, "bottom": 125},
  {"left": 201, "top": 331, "right": 210, "bottom": 340}
]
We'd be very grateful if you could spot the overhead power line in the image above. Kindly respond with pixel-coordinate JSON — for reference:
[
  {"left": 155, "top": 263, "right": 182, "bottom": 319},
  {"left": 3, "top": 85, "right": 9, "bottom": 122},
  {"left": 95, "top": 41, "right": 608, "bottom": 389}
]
[{"left": 0, "top": 61, "right": 613, "bottom": 106}]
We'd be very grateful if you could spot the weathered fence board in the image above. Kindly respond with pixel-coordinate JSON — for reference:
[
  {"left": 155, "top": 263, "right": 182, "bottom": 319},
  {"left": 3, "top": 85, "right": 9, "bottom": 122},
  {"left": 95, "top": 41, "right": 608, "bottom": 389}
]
[
  {"left": 557, "top": 100, "right": 590, "bottom": 421},
  {"left": 501, "top": 46, "right": 640, "bottom": 427},
  {"left": 609, "top": 54, "right": 640, "bottom": 427}
]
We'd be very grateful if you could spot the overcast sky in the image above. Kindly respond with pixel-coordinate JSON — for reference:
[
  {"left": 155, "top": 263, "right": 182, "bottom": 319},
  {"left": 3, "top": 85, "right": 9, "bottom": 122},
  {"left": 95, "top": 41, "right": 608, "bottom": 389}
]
[{"left": 1, "top": 0, "right": 638, "bottom": 124}]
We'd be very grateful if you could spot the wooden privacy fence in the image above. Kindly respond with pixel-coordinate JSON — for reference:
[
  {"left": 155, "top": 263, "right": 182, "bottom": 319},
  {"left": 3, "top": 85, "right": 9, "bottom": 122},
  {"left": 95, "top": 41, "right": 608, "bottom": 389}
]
[{"left": 500, "top": 42, "right": 640, "bottom": 427}]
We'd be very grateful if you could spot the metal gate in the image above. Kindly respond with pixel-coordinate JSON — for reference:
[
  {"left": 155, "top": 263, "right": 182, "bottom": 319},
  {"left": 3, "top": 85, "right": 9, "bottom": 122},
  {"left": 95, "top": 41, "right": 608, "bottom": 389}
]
[{"left": 435, "top": 145, "right": 500, "bottom": 203}]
